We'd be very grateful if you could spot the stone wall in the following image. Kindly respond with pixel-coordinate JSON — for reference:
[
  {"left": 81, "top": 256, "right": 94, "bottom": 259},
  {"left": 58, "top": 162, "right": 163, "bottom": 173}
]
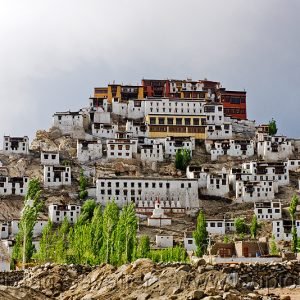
[{"left": 0, "top": 270, "right": 24, "bottom": 286}]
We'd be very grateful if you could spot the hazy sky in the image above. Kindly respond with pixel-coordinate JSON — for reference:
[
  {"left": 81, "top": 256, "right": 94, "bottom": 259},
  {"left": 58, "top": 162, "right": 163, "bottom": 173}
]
[{"left": 0, "top": 0, "right": 299, "bottom": 141}]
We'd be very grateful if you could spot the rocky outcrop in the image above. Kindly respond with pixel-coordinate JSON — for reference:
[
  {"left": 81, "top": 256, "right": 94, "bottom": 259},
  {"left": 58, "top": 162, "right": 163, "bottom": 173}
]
[{"left": 1, "top": 260, "right": 298, "bottom": 299}]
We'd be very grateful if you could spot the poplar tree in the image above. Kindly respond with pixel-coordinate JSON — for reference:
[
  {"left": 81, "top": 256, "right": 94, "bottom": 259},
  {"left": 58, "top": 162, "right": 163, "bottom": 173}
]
[
  {"left": 193, "top": 210, "right": 208, "bottom": 257},
  {"left": 78, "top": 199, "right": 97, "bottom": 224},
  {"left": 101, "top": 200, "right": 119, "bottom": 263},
  {"left": 115, "top": 203, "right": 137, "bottom": 264},
  {"left": 289, "top": 195, "right": 299, "bottom": 253},
  {"left": 54, "top": 218, "right": 70, "bottom": 263},
  {"left": 250, "top": 215, "right": 258, "bottom": 239},
  {"left": 35, "top": 220, "right": 55, "bottom": 263},
  {"left": 12, "top": 179, "right": 43, "bottom": 268},
  {"left": 137, "top": 235, "right": 150, "bottom": 258},
  {"left": 90, "top": 206, "right": 103, "bottom": 263}
]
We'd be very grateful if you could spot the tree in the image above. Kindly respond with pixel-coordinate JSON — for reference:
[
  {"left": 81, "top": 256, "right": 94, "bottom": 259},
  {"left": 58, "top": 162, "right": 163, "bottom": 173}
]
[
  {"left": 79, "top": 169, "right": 88, "bottom": 199},
  {"left": 270, "top": 235, "right": 279, "bottom": 256},
  {"left": 193, "top": 210, "right": 208, "bottom": 257},
  {"left": 101, "top": 200, "right": 119, "bottom": 263},
  {"left": 35, "top": 220, "right": 55, "bottom": 263},
  {"left": 175, "top": 149, "right": 191, "bottom": 171},
  {"left": 90, "top": 205, "right": 104, "bottom": 263},
  {"left": 77, "top": 199, "right": 97, "bottom": 224},
  {"left": 269, "top": 118, "right": 278, "bottom": 136},
  {"left": 54, "top": 218, "right": 70, "bottom": 263},
  {"left": 289, "top": 195, "right": 299, "bottom": 253},
  {"left": 12, "top": 179, "right": 43, "bottom": 269},
  {"left": 114, "top": 203, "right": 138, "bottom": 264},
  {"left": 250, "top": 215, "right": 258, "bottom": 239},
  {"left": 137, "top": 235, "right": 150, "bottom": 258},
  {"left": 234, "top": 218, "right": 248, "bottom": 235}
]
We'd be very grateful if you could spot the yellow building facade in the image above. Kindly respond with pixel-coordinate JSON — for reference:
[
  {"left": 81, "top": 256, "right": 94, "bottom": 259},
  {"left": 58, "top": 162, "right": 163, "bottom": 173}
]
[{"left": 145, "top": 114, "right": 207, "bottom": 140}]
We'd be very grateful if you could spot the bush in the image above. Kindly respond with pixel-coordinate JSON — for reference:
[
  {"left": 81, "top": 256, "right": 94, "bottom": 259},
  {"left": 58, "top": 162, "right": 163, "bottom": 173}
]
[{"left": 79, "top": 190, "right": 88, "bottom": 200}]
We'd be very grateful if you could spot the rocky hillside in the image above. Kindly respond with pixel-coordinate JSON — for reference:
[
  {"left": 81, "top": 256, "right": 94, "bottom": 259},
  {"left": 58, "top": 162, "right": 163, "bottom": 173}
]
[{"left": 1, "top": 260, "right": 299, "bottom": 299}]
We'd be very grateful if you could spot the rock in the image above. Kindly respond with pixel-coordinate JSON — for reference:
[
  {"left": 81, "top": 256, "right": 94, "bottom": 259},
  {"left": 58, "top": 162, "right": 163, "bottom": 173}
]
[
  {"left": 176, "top": 265, "right": 191, "bottom": 273},
  {"left": 172, "top": 287, "right": 183, "bottom": 295},
  {"left": 222, "top": 292, "right": 240, "bottom": 300},
  {"left": 143, "top": 272, "right": 152, "bottom": 281},
  {"left": 248, "top": 293, "right": 261, "bottom": 300},
  {"left": 280, "top": 296, "right": 291, "bottom": 300},
  {"left": 137, "top": 293, "right": 151, "bottom": 300},
  {"left": 143, "top": 276, "right": 159, "bottom": 287},
  {"left": 187, "top": 290, "right": 205, "bottom": 299}
]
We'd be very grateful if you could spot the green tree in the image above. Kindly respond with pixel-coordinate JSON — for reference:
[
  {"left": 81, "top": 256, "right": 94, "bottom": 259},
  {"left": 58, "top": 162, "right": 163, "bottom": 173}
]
[
  {"left": 54, "top": 218, "right": 70, "bottom": 263},
  {"left": 270, "top": 235, "right": 279, "bottom": 256},
  {"left": 35, "top": 220, "right": 55, "bottom": 263},
  {"left": 114, "top": 203, "right": 137, "bottom": 264},
  {"left": 137, "top": 235, "right": 150, "bottom": 258},
  {"left": 101, "top": 200, "right": 119, "bottom": 263},
  {"left": 289, "top": 195, "right": 299, "bottom": 253},
  {"left": 193, "top": 210, "right": 208, "bottom": 257},
  {"left": 12, "top": 179, "right": 43, "bottom": 268},
  {"left": 79, "top": 169, "right": 88, "bottom": 199},
  {"left": 90, "top": 205, "right": 104, "bottom": 263},
  {"left": 78, "top": 199, "right": 97, "bottom": 224},
  {"left": 269, "top": 118, "right": 278, "bottom": 136},
  {"left": 250, "top": 215, "right": 258, "bottom": 239},
  {"left": 234, "top": 218, "right": 248, "bottom": 235},
  {"left": 175, "top": 149, "right": 191, "bottom": 171},
  {"left": 223, "top": 235, "right": 230, "bottom": 244}
]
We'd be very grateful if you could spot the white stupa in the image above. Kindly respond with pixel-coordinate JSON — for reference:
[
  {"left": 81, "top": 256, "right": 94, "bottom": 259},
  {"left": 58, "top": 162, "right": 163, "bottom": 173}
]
[{"left": 147, "top": 198, "right": 172, "bottom": 227}]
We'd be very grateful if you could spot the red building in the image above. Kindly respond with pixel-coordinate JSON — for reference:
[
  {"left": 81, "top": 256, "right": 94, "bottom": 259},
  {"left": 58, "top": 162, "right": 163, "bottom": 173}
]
[
  {"left": 142, "top": 79, "right": 169, "bottom": 98},
  {"left": 217, "top": 89, "right": 247, "bottom": 120}
]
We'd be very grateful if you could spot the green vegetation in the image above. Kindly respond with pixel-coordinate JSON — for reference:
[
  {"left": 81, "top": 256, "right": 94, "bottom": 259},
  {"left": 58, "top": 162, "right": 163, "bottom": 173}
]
[
  {"left": 175, "top": 149, "right": 191, "bottom": 171},
  {"left": 270, "top": 235, "right": 279, "bottom": 256},
  {"left": 12, "top": 179, "right": 43, "bottom": 269},
  {"left": 250, "top": 215, "right": 258, "bottom": 239},
  {"left": 193, "top": 210, "right": 208, "bottom": 257},
  {"left": 149, "top": 246, "right": 188, "bottom": 263},
  {"left": 268, "top": 118, "right": 278, "bottom": 136},
  {"left": 234, "top": 218, "right": 248, "bottom": 235},
  {"left": 79, "top": 169, "right": 88, "bottom": 199},
  {"left": 289, "top": 195, "right": 299, "bottom": 253}
]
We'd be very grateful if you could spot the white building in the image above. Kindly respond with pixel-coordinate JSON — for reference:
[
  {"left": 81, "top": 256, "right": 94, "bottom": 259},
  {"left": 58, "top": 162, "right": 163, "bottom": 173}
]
[
  {"left": 254, "top": 201, "right": 282, "bottom": 220},
  {"left": 184, "top": 232, "right": 197, "bottom": 252},
  {"left": 89, "top": 98, "right": 111, "bottom": 124},
  {"left": 11, "top": 218, "right": 48, "bottom": 237},
  {"left": 141, "top": 143, "right": 164, "bottom": 162},
  {"left": 148, "top": 200, "right": 172, "bottom": 227},
  {"left": 206, "top": 219, "right": 235, "bottom": 235},
  {"left": 0, "top": 222, "right": 9, "bottom": 239},
  {"left": 206, "top": 139, "right": 255, "bottom": 161},
  {"left": 205, "top": 123, "right": 233, "bottom": 140},
  {"left": 202, "top": 173, "right": 229, "bottom": 197},
  {"left": 3, "top": 136, "right": 29, "bottom": 155},
  {"left": 96, "top": 177, "right": 199, "bottom": 208},
  {"left": 43, "top": 165, "right": 71, "bottom": 187},
  {"left": 164, "top": 136, "right": 195, "bottom": 157},
  {"left": 186, "top": 165, "right": 209, "bottom": 189},
  {"left": 48, "top": 204, "right": 81, "bottom": 223},
  {"left": 41, "top": 151, "right": 60, "bottom": 165},
  {"left": 0, "top": 176, "right": 29, "bottom": 196},
  {"left": 91, "top": 123, "right": 118, "bottom": 139},
  {"left": 155, "top": 235, "right": 173, "bottom": 248},
  {"left": 53, "top": 110, "right": 89, "bottom": 135},
  {"left": 144, "top": 98, "right": 205, "bottom": 116},
  {"left": 203, "top": 103, "right": 224, "bottom": 125},
  {"left": 241, "top": 161, "right": 289, "bottom": 186},
  {"left": 257, "top": 136, "right": 293, "bottom": 161},
  {"left": 236, "top": 180, "right": 275, "bottom": 203},
  {"left": 77, "top": 139, "right": 102, "bottom": 163},
  {"left": 106, "top": 138, "right": 138, "bottom": 160},
  {"left": 272, "top": 219, "right": 300, "bottom": 241},
  {"left": 286, "top": 159, "right": 300, "bottom": 172},
  {"left": 125, "top": 120, "right": 147, "bottom": 138}
]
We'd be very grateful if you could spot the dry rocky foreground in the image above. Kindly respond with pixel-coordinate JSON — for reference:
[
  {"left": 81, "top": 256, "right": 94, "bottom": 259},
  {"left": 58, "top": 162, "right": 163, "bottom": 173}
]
[{"left": 0, "top": 259, "right": 299, "bottom": 300}]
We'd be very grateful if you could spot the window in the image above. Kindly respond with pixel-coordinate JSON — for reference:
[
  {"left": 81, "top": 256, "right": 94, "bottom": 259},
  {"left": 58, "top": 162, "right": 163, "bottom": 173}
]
[
  {"left": 167, "top": 118, "right": 173, "bottom": 125},
  {"left": 158, "top": 118, "right": 165, "bottom": 125},
  {"left": 193, "top": 118, "right": 199, "bottom": 125},
  {"left": 188, "top": 239, "right": 193, "bottom": 245},
  {"left": 217, "top": 223, "right": 222, "bottom": 227},
  {"left": 176, "top": 118, "right": 182, "bottom": 125},
  {"left": 150, "top": 117, "right": 156, "bottom": 125}
]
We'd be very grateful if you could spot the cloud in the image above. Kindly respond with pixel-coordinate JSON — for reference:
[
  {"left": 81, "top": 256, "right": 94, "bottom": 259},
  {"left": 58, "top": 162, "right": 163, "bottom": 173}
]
[{"left": 0, "top": 0, "right": 299, "bottom": 141}]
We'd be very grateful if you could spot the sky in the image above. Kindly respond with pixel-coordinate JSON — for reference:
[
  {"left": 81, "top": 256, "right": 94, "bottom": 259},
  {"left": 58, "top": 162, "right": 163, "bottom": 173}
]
[{"left": 0, "top": 0, "right": 299, "bottom": 141}]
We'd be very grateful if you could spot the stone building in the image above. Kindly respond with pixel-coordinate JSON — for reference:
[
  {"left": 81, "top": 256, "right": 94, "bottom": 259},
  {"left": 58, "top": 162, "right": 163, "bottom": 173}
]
[
  {"left": 77, "top": 139, "right": 102, "bottom": 162},
  {"left": 3, "top": 136, "right": 29, "bottom": 155},
  {"left": 43, "top": 165, "right": 71, "bottom": 187},
  {"left": 40, "top": 151, "right": 60, "bottom": 165},
  {"left": 0, "top": 176, "right": 29, "bottom": 196},
  {"left": 48, "top": 204, "right": 81, "bottom": 223}
]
